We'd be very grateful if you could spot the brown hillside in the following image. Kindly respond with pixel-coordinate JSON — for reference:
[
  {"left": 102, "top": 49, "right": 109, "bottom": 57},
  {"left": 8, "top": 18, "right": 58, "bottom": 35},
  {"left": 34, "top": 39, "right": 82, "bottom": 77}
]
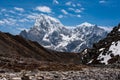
[{"left": 0, "top": 31, "right": 82, "bottom": 71}]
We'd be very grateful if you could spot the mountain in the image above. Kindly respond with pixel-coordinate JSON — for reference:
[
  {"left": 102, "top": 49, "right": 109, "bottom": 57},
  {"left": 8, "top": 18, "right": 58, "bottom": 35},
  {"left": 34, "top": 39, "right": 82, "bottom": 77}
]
[
  {"left": 0, "top": 31, "right": 82, "bottom": 70},
  {"left": 20, "top": 14, "right": 108, "bottom": 52},
  {"left": 81, "top": 24, "right": 120, "bottom": 65}
]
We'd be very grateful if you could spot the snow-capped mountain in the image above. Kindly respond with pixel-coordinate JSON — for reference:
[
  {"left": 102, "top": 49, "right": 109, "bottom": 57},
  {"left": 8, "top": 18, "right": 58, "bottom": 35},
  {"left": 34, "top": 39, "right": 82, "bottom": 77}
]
[
  {"left": 82, "top": 24, "right": 120, "bottom": 65},
  {"left": 20, "top": 14, "right": 108, "bottom": 52}
]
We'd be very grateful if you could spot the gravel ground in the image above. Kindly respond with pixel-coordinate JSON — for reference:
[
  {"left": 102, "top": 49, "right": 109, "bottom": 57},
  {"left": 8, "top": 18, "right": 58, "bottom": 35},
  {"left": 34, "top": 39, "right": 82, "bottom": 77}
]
[{"left": 0, "top": 68, "right": 120, "bottom": 80}]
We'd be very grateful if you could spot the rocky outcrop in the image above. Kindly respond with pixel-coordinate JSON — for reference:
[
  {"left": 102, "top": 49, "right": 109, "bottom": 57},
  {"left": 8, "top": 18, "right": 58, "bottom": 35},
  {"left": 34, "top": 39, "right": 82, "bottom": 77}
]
[{"left": 81, "top": 24, "right": 120, "bottom": 65}]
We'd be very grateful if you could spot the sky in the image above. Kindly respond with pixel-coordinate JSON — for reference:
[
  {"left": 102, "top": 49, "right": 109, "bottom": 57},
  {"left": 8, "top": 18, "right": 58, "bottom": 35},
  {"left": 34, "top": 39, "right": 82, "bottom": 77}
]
[{"left": 0, "top": 0, "right": 120, "bottom": 34}]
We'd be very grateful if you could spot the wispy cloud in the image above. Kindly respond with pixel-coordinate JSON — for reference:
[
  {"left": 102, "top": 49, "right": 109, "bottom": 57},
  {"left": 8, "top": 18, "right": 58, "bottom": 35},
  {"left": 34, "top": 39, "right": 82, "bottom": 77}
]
[
  {"left": 72, "top": 4, "right": 76, "bottom": 7},
  {"left": 75, "top": 9, "right": 82, "bottom": 13},
  {"left": 14, "top": 7, "right": 24, "bottom": 12},
  {"left": 68, "top": 8, "right": 74, "bottom": 11},
  {"left": 65, "top": 1, "right": 82, "bottom": 7},
  {"left": 77, "top": 3, "right": 81, "bottom": 7},
  {"left": 65, "top": 1, "right": 72, "bottom": 6},
  {"left": 9, "top": 10, "right": 16, "bottom": 14},
  {"left": 99, "top": 0, "right": 106, "bottom": 4},
  {"left": 35, "top": 6, "right": 52, "bottom": 13},
  {"left": 68, "top": 8, "right": 83, "bottom": 13},
  {"left": 81, "top": 8, "right": 85, "bottom": 10},
  {"left": 27, "top": 13, "right": 39, "bottom": 20},
  {"left": 1, "top": 9, "right": 7, "bottom": 12},
  {"left": 53, "top": 0, "right": 59, "bottom": 4},
  {"left": 58, "top": 15, "right": 64, "bottom": 18},
  {"left": 76, "top": 15, "right": 81, "bottom": 18},
  {"left": 61, "top": 9, "right": 68, "bottom": 15},
  {"left": 0, "top": 18, "right": 17, "bottom": 26},
  {"left": 0, "top": 20, "right": 5, "bottom": 25},
  {"left": 18, "top": 18, "right": 29, "bottom": 22}
]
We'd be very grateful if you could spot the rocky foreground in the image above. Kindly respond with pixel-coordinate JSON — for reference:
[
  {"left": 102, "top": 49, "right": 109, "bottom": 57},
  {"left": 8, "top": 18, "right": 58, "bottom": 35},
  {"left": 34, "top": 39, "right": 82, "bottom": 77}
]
[{"left": 0, "top": 68, "right": 120, "bottom": 80}]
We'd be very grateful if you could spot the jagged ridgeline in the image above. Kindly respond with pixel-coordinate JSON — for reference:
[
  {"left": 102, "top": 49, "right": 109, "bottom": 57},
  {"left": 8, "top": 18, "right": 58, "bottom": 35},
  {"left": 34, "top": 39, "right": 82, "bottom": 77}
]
[
  {"left": 82, "top": 24, "right": 120, "bottom": 65},
  {"left": 20, "top": 14, "right": 108, "bottom": 53}
]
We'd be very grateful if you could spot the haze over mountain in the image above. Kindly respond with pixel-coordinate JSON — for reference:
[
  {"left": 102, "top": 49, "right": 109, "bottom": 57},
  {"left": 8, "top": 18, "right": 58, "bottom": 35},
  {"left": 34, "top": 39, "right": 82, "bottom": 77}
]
[{"left": 20, "top": 14, "right": 109, "bottom": 52}]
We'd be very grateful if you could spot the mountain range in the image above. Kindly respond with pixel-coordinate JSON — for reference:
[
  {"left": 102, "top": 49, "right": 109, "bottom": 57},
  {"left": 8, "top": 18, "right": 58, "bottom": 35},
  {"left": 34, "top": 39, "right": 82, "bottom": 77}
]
[
  {"left": 20, "top": 14, "right": 109, "bottom": 52},
  {"left": 0, "top": 17, "right": 119, "bottom": 71}
]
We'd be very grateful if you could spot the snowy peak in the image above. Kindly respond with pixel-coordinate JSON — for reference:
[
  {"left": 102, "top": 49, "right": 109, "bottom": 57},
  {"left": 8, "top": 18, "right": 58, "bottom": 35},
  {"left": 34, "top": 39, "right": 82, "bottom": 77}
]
[
  {"left": 77, "top": 22, "right": 95, "bottom": 27},
  {"left": 34, "top": 14, "right": 63, "bottom": 29},
  {"left": 20, "top": 14, "right": 108, "bottom": 52}
]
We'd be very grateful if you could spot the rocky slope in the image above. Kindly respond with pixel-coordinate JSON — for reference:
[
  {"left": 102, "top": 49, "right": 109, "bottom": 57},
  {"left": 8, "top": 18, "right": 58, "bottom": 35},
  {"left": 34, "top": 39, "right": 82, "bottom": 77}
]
[
  {"left": 81, "top": 24, "right": 120, "bottom": 65},
  {"left": 0, "top": 31, "right": 82, "bottom": 71},
  {"left": 20, "top": 14, "right": 108, "bottom": 52}
]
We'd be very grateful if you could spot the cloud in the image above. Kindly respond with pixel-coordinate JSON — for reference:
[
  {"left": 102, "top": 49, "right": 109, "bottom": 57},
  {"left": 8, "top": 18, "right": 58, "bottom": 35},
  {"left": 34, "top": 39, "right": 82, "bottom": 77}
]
[
  {"left": 53, "top": 0, "right": 59, "bottom": 4},
  {"left": 19, "top": 18, "right": 29, "bottom": 22},
  {"left": 0, "top": 18, "right": 17, "bottom": 26},
  {"left": 68, "top": 8, "right": 74, "bottom": 11},
  {"left": 1, "top": 9, "right": 7, "bottom": 12},
  {"left": 99, "top": 0, "right": 106, "bottom": 4},
  {"left": 77, "top": 3, "right": 81, "bottom": 7},
  {"left": 65, "top": 1, "right": 72, "bottom": 6},
  {"left": 68, "top": 8, "right": 82, "bottom": 13},
  {"left": 72, "top": 4, "right": 76, "bottom": 7},
  {"left": 27, "top": 13, "right": 39, "bottom": 20},
  {"left": 9, "top": 10, "right": 16, "bottom": 14},
  {"left": 76, "top": 15, "right": 81, "bottom": 18},
  {"left": 35, "top": 6, "right": 51, "bottom": 13},
  {"left": 61, "top": 9, "right": 68, "bottom": 15},
  {"left": 81, "top": 8, "right": 85, "bottom": 10},
  {"left": 66, "top": 2, "right": 81, "bottom": 7},
  {"left": 75, "top": 9, "right": 82, "bottom": 13},
  {"left": 58, "top": 15, "right": 64, "bottom": 18},
  {"left": 14, "top": 7, "right": 24, "bottom": 12},
  {"left": 0, "top": 20, "right": 5, "bottom": 25}
]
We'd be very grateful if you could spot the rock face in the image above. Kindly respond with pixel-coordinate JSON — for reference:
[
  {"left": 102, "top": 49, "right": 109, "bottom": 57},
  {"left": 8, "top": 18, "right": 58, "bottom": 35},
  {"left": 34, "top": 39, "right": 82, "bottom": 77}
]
[
  {"left": 20, "top": 14, "right": 108, "bottom": 52},
  {"left": 0, "top": 31, "right": 82, "bottom": 70},
  {"left": 81, "top": 24, "right": 120, "bottom": 65}
]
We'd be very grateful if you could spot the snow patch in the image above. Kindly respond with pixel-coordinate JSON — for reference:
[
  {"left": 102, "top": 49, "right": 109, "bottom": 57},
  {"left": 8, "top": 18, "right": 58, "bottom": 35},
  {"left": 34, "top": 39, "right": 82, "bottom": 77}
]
[
  {"left": 109, "top": 41, "right": 120, "bottom": 56},
  {"left": 99, "top": 48, "right": 105, "bottom": 51},
  {"left": 118, "top": 29, "right": 120, "bottom": 32},
  {"left": 98, "top": 41, "right": 120, "bottom": 64}
]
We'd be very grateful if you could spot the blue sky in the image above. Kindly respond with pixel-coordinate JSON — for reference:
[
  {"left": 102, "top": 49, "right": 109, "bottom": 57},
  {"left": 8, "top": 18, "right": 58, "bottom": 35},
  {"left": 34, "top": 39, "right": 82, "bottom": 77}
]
[{"left": 0, "top": 0, "right": 120, "bottom": 34}]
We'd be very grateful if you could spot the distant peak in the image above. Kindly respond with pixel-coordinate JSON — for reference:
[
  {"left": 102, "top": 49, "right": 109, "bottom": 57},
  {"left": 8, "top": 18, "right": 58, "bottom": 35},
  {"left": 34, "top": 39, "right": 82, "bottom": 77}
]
[
  {"left": 78, "top": 22, "right": 95, "bottom": 27},
  {"left": 34, "top": 14, "right": 63, "bottom": 27},
  {"left": 37, "top": 14, "right": 60, "bottom": 23}
]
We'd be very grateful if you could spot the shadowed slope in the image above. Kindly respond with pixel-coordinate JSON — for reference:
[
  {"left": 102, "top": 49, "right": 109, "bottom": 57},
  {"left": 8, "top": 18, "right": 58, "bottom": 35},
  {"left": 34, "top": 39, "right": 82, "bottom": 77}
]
[{"left": 0, "top": 31, "right": 82, "bottom": 71}]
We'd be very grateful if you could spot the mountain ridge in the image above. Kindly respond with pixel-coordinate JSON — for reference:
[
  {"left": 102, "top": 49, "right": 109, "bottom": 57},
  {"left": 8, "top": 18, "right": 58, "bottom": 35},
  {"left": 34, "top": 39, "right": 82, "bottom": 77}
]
[{"left": 20, "top": 14, "right": 109, "bottom": 52}]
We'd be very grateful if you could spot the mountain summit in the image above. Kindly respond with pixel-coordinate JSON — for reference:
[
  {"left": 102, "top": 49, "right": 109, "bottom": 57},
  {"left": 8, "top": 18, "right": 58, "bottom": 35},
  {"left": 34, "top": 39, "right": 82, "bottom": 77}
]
[
  {"left": 77, "top": 22, "right": 95, "bottom": 27},
  {"left": 20, "top": 14, "right": 108, "bottom": 52}
]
